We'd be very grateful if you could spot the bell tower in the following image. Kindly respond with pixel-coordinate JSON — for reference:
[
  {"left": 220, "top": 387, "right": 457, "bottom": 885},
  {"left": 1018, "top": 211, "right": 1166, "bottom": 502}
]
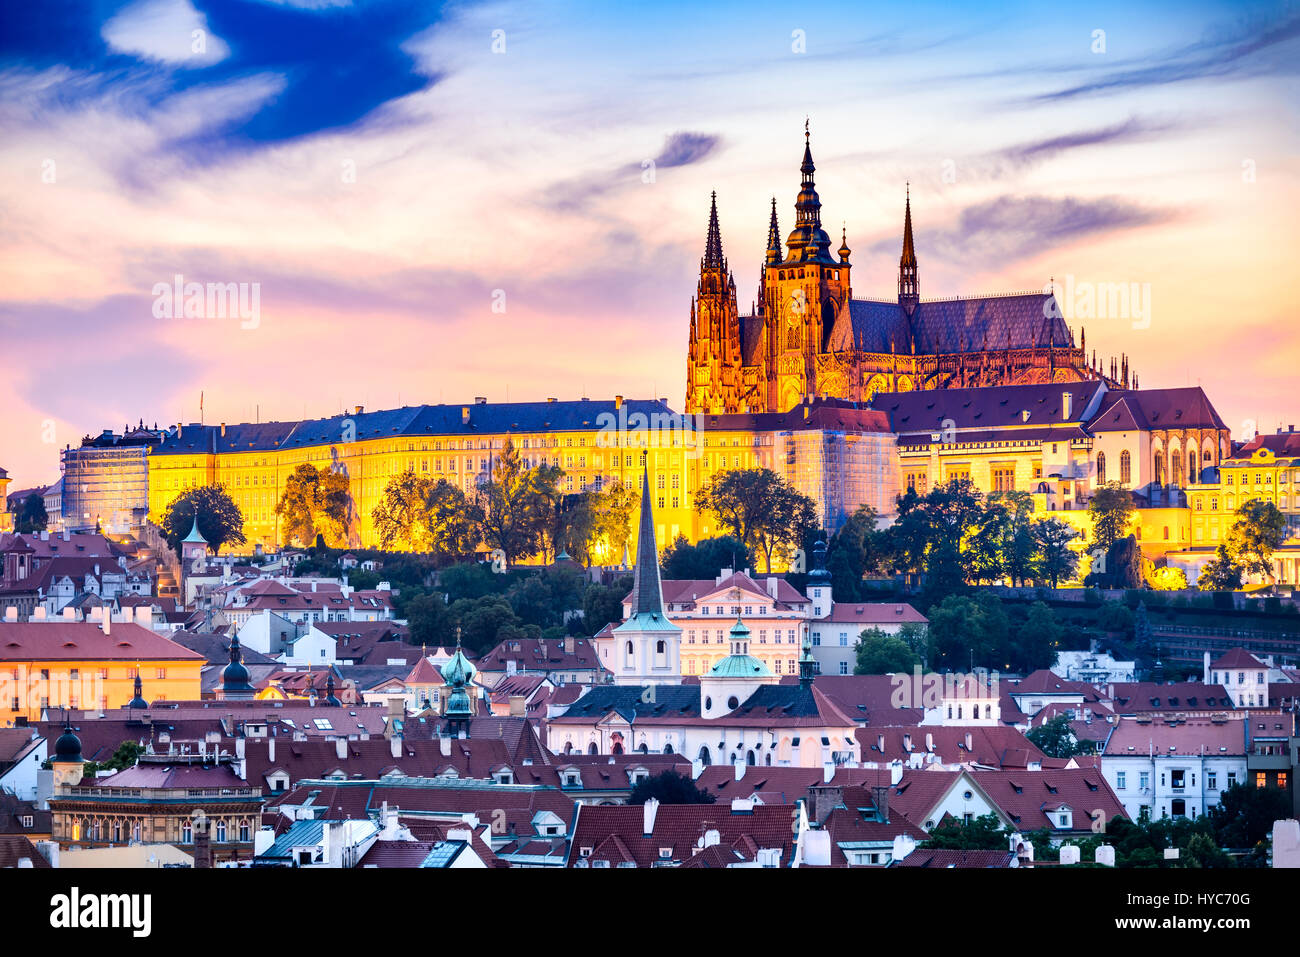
[{"left": 686, "top": 192, "right": 741, "bottom": 413}]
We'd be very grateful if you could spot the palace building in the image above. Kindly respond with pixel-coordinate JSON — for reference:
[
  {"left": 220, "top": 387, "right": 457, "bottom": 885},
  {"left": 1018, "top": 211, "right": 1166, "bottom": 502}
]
[{"left": 685, "top": 127, "right": 1117, "bottom": 415}]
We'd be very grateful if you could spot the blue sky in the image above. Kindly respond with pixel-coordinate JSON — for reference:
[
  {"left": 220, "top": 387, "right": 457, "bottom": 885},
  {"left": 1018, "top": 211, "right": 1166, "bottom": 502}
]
[{"left": 0, "top": 0, "right": 1297, "bottom": 484}]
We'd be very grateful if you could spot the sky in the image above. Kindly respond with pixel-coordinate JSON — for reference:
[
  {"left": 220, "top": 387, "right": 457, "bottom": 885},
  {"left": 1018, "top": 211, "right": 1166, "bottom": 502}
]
[{"left": 1, "top": 0, "right": 1298, "bottom": 487}]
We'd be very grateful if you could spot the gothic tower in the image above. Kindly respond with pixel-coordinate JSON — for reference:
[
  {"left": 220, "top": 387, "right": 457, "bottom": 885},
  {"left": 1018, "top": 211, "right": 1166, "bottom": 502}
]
[
  {"left": 763, "top": 124, "right": 851, "bottom": 412},
  {"left": 686, "top": 192, "right": 741, "bottom": 413},
  {"left": 898, "top": 185, "right": 919, "bottom": 319}
]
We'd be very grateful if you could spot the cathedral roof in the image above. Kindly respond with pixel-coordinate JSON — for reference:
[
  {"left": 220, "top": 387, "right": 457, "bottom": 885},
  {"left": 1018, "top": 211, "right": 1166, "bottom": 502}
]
[
  {"left": 1086, "top": 388, "right": 1228, "bottom": 433},
  {"left": 829, "top": 292, "right": 1071, "bottom": 356},
  {"left": 872, "top": 381, "right": 1108, "bottom": 434}
]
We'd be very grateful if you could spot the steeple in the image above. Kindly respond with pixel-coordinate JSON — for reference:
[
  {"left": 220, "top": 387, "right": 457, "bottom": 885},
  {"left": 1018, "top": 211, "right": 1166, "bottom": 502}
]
[
  {"left": 324, "top": 672, "right": 341, "bottom": 707},
  {"left": 765, "top": 197, "right": 782, "bottom": 264},
  {"left": 799, "top": 627, "right": 817, "bottom": 686},
  {"left": 899, "top": 184, "right": 919, "bottom": 315},
  {"left": 838, "top": 223, "right": 851, "bottom": 263},
  {"left": 628, "top": 452, "right": 667, "bottom": 621},
  {"left": 702, "top": 191, "right": 725, "bottom": 271},
  {"left": 220, "top": 634, "right": 254, "bottom": 700},
  {"left": 129, "top": 673, "right": 148, "bottom": 709},
  {"left": 786, "top": 120, "right": 833, "bottom": 263}
]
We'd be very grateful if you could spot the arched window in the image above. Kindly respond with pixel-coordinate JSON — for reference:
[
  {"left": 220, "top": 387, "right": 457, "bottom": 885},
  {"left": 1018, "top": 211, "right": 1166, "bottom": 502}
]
[
  {"left": 587, "top": 742, "right": 598, "bottom": 755},
  {"left": 1120, "top": 449, "right": 1131, "bottom": 484},
  {"left": 1154, "top": 451, "right": 1165, "bottom": 486},
  {"left": 1096, "top": 452, "right": 1106, "bottom": 485},
  {"left": 746, "top": 750, "right": 756, "bottom": 765},
  {"left": 663, "top": 743, "right": 674, "bottom": 754},
  {"left": 1171, "top": 451, "right": 1182, "bottom": 488},
  {"left": 612, "top": 742, "right": 624, "bottom": 755},
  {"left": 1189, "top": 451, "right": 1198, "bottom": 484},
  {"left": 697, "top": 746, "right": 712, "bottom": 766}
]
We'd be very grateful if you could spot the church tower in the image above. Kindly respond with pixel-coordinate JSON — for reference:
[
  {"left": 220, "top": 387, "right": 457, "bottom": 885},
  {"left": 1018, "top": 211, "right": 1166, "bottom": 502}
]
[
  {"left": 763, "top": 123, "right": 852, "bottom": 412},
  {"left": 686, "top": 192, "right": 741, "bottom": 413},
  {"left": 611, "top": 454, "right": 681, "bottom": 685},
  {"left": 898, "top": 185, "right": 919, "bottom": 318}
]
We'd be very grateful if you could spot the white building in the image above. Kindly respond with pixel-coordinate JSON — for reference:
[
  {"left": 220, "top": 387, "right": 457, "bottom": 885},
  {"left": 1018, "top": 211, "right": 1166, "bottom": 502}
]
[
  {"left": 1101, "top": 715, "right": 1248, "bottom": 820},
  {"left": 1203, "top": 648, "right": 1271, "bottom": 708}
]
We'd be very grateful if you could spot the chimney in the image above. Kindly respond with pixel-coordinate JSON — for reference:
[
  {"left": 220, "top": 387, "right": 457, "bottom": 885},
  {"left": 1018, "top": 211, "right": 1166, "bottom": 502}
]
[
  {"left": 32, "top": 607, "right": 46, "bottom": 621},
  {"left": 965, "top": 732, "right": 973, "bottom": 751},
  {"left": 509, "top": 695, "right": 526, "bottom": 717},
  {"left": 924, "top": 732, "right": 933, "bottom": 752},
  {"left": 135, "top": 606, "right": 153, "bottom": 628},
  {"left": 807, "top": 784, "right": 842, "bottom": 825},
  {"left": 876, "top": 733, "right": 884, "bottom": 753},
  {"left": 267, "top": 737, "right": 275, "bottom": 763},
  {"left": 902, "top": 733, "right": 912, "bottom": 752},
  {"left": 890, "top": 762, "right": 903, "bottom": 785},
  {"left": 220, "top": 423, "right": 226, "bottom": 438},
  {"left": 614, "top": 395, "right": 624, "bottom": 410},
  {"left": 734, "top": 760, "right": 745, "bottom": 782},
  {"left": 335, "top": 738, "right": 347, "bottom": 760},
  {"left": 102, "top": 616, "right": 110, "bottom": 636},
  {"left": 390, "top": 734, "right": 402, "bottom": 758},
  {"left": 564, "top": 636, "right": 575, "bottom": 656},
  {"left": 872, "top": 785, "right": 890, "bottom": 823},
  {"left": 355, "top": 406, "right": 363, "bottom": 415},
  {"left": 642, "top": 797, "right": 659, "bottom": 836},
  {"left": 823, "top": 762, "right": 834, "bottom": 783},
  {"left": 461, "top": 406, "right": 471, "bottom": 425},
  {"left": 439, "top": 735, "right": 452, "bottom": 757},
  {"left": 766, "top": 578, "right": 779, "bottom": 599},
  {"left": 1062, "top": 391, "right": 1073, "bottom": 419}
]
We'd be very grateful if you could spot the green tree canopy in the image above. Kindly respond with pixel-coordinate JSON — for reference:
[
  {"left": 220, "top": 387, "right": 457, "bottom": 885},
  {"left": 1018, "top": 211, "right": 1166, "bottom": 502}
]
[
  {"left": 160, "top": 484, "right": 245, "bottom": 556},
  {"left": 660, "top": 534, "right": 756, "bottom": 580},
  {"left": 854, "top": 629, "right": 920, "bottom": 674},
  {"left": 1226, "top": 499, "right": 1286, "bottom": 582},
  {"left": 14, "top": 493, "right": 48, "bottom": 534},
  {"left": 627, "top": 770, "right": 716, "bottom": 805}
]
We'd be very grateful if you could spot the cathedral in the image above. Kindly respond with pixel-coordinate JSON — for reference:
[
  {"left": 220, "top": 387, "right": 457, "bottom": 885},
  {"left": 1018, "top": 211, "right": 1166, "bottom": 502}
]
[{"left": 685, "top": 127, "right": 1120, "bottom": 415}]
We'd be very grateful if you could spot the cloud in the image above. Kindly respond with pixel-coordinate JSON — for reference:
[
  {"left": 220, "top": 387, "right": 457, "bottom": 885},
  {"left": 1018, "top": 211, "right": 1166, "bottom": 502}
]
[
  {"left": 547, "top": 131, "right": 722, "bottom": 213},
  {"left": 1033, "top": 12, "right": 1300, "bottom": 103},
  {"left": 869, "top": 195, "right": 1177, "bottom": 268},
  {"left": 102, "top": 0, "right": 230, "bottom": 67}
]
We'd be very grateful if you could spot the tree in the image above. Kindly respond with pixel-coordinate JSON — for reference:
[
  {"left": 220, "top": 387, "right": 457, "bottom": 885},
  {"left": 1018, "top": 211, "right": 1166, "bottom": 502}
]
[
  {"left": 1032, "top": 518, "right": 1080, "bottom": 587},
  {"left": 627, "top": 770, "right": 715, "bottom": 805},
  {"left": 1226, "top": 499, "right": 1286, "bottom": 582},
  {"left": 854, "top": 629, "right": 920, "bottom": 674},
  {"left": 160, "top": 484, "right": 245, "bottom": 555},
  {"left": 405, "top": 592, "right": 453, "bottom": 646},
  {"left": 660, "top": 534, "right": 755, "bottom": 580},
  {"left": 1088, "top": 482, "right": 1135, "bottom": 553},
  {"left": 1197, "top": 544, "right": 1244, "bottom": 591},
  {"left": 1148, "top": 566, "right": 1188, "bottom": 591},
  {"left": 1096, "top": 600, "right": 1134, "bottom": 636},
  {"left": 1206, "top": 781, "right": 1292, "bottom": 851},
  {"left": 1025, "top": 714, "right": 1087, "bottom": 759},
  {"left": 424, "top": 479, "right": 482, "bottom": 565},
  {"left": 695, "top": 468, "right": 818, "bottom": 572},
  {"left": 276, "top": 464, "right": 354, "bottom": 547},
  {"left": 581, "top": 578, "right": 631, "bottom": 636},
  {"left": 926, "top": 592, "right": 1010, "bottom": 671},
  {"left": 921, "top": 813, "right": 1009, "bottom": 850},
  {"left": 475, "top": 440, "right": 559, "bottom": 567},
  {"left": 14, "top": 493, "right": 48, "bottom": 534},
  {"left": 372, "top": 471, "right": 436, "bottom": 551},
  {"left": 1018, "top": 601, "right": 1063, "bottom": 671}
]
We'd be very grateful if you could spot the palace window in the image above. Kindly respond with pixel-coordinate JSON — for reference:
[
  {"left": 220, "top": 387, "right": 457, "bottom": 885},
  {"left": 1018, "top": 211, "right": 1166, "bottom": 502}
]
[{"left": 1096, "top": 452, "right": 1106, "bottom": 485}]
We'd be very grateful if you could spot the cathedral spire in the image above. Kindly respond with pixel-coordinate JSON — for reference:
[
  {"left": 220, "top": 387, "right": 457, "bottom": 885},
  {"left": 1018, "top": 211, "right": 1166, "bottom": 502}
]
[
  {"left": 702, "top": 191, "right": 725, "bottom": 270},
  {"left": 899, "top": 184, "right": 919, "bottom": 314},
  {"left": 765, "top": 197, "right": 782, "bottom": 264},
  {"left": 786, "top": 121, "right": 832, "bottom": 262},
  {"left": 628, "top": 452, "right": 667, "bottom": 621}
]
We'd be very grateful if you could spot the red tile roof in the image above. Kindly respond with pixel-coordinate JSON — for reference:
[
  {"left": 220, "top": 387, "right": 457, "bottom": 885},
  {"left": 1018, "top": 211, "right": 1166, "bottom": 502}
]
[
  {"left": 894, "top": 848, "right": 1015, "bottom": 868},
  {"left": 568, "top": 802, "right": 798, "bottom": 867},
  {"left": 0, "top": 622, "right": 205, "bottom": 662}
]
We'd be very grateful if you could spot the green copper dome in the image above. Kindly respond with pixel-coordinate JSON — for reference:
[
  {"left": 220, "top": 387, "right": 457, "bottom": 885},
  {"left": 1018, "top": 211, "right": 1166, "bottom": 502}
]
[
  {"left": 708, "top": 653, "right": 771, "bottom": 678},
  {"left": 441, "top": 645, "right": 476, "bottom": 686}
]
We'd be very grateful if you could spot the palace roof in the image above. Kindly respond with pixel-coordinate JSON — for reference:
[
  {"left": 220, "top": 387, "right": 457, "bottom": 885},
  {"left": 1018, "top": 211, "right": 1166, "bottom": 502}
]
[
  {"left": 828, "top": 292, "right": 1071, "bottom": 356},
  {"left": 0, "top": 622, "right": 204, "bottom": 662}
]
